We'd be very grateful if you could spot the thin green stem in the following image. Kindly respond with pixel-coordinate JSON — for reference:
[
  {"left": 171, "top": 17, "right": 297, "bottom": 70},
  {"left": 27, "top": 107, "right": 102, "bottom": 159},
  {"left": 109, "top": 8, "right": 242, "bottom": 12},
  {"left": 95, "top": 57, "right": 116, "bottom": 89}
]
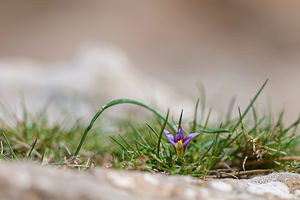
[{"left": 157, "top": 109, "right": 169, "bottom": 158}]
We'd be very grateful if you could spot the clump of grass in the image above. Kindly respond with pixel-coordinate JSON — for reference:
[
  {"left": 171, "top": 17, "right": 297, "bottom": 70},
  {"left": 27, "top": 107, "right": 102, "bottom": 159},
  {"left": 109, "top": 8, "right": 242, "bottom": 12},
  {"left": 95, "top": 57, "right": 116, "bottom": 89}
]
[
  {"left": 0, "top": 108, "right": 119, "bottom": 168},
  {"left": 0, "top": 80, "right": 299, "bottom": 177}
]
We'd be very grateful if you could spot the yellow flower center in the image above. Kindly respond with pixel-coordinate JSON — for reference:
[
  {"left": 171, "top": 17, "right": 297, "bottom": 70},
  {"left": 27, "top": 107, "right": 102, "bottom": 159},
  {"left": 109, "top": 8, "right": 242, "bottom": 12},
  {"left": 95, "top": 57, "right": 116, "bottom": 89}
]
[{"left": 175, "top": 140, "right": 184, "bottom": 158}]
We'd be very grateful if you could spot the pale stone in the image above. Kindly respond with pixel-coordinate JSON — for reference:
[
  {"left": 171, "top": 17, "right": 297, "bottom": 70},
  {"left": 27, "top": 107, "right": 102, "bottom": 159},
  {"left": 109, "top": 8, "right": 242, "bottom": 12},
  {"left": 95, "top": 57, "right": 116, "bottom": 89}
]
[
  {"left": 106, "top": 171, "right": 136, "bottom": 189},
  {"left": 0, "top": 162, "right": 299, "bottom": 200},
  {"left": 209, "top": 180, "right": 233, "bottom": 192},
  {"left": 247, "top": 182, "right": 291, "bottom": 198},
  {"left": 143, "top": 173, "right": 160, "bottom": 186}
]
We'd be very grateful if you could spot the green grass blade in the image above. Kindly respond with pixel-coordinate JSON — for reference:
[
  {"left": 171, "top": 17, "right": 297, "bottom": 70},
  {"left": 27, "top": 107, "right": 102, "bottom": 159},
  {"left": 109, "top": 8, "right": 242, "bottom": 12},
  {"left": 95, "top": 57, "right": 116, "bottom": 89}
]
[
  {"left": 251, "top": 105, "right": 258, "bottom": 125},
  {"left": 203, "top": 108, "right": 212, "bottom": 129},
  {"left": 238, "top": 107, "right": 245, "bottom": 130},
  {"left": 74, "top": 99, "right": 176, "bottom": 158},
  {"left": 147, "top": 130, "right": 156, "bottom": 146},
  {"left": 135, "top": 139, "right": 152, "bottom": 150},
  {"left": 1, "top": 130, "right": 18, "bottom": 160},
  {"left": 249, "top": 116, "right": 265, "bottom": 134},
  {"left": 129, "top": 123, "right": 149, "bottom": 146},
  {"left": 275, "top": 110, "right": 284, "bottom": 128},
  {"left": 146, "top": 123, "right": 159, "bottom": 137},
  {"left": 225, "top": 96, "right": 236, "bottom": 124},
  {"left": 283, "top": 116, "right": 300, "bottom": 134},
  {"left": 191, "top": 98, "right": 199, "bottom": 133},
  {"left": 109, "top": 136, "right": 129, "bottom": 152},
  {"left": 198, "top": 83, "right": 206, "bottom": 127},
  {"left": 198, "top": 129, "right": 230, "bottom": 133},
  {"left": 178, "top": 109, "right": 184, "bottom": 129},
  {"left": 41, "top": 146, "right": 46, "bottom": 163},
  {"left": 28, "top": 137, "right": 38, "bottom": 159},
  {"left": 157, "top": 109, "right": 169, "bottom": 158},
  {"left": 118, "top": 134, "right": 140, "bottom": 156},
  {"left": 231, "top": 79, "right": 268, "bottom": 131},
  {"left": 200, "top": 133, "right": 219, "bottom": 162}
]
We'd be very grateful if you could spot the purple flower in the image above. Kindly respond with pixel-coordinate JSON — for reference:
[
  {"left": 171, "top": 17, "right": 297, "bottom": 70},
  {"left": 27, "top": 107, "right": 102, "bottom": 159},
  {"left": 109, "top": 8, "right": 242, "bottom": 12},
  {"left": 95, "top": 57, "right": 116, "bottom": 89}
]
[{"left": 164, "top": 126, "right": 200, "bottom": 157}]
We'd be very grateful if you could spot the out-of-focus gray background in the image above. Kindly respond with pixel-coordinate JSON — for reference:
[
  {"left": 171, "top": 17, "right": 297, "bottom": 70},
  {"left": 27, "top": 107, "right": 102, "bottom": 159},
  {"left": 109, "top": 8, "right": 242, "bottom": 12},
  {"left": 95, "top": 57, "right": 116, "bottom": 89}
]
[{"left": 0, "top": 0, "right": 299, "bottom": 123}]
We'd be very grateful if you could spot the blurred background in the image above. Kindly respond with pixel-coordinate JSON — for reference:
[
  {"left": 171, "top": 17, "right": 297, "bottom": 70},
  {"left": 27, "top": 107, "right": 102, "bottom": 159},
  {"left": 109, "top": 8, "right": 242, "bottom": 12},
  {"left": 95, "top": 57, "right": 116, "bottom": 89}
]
[{"left": 0, "top": 0, "right": 299, "bottom": 123}]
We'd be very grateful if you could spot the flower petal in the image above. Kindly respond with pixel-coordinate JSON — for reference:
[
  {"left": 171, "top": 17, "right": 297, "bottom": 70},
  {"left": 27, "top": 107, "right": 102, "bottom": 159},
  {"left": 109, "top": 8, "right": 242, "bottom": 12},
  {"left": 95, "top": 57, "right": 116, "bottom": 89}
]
[
  {"left": 164, "top": 130, "right": 175, "bottom": 148},
  {"left": 183, "top": 132, "right": 200, "bottom": 148},
  {"left": 176, "top": 126, "right": 185, "bottom": 142}
]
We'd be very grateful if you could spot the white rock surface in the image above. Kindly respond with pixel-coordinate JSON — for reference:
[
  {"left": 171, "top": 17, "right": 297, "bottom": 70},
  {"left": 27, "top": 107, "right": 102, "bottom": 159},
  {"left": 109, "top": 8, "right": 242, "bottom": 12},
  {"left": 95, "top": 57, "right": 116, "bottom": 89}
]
[{"left": 0, "top": 162, "right": 299, "bottom": 200}]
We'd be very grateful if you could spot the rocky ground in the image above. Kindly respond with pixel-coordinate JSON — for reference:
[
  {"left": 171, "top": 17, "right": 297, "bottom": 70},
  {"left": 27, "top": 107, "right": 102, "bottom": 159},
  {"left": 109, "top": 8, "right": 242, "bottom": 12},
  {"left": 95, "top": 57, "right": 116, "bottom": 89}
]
[{"left": 0, "top": 162, "right": 299, "bottom": 200}]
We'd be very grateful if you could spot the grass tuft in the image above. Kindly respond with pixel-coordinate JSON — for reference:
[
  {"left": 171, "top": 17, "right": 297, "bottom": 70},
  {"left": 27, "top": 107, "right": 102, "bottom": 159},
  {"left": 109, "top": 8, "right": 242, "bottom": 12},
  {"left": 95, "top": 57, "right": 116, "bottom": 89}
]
[{"left": 0, "top": 79, "right": 299, "bottom": 177}]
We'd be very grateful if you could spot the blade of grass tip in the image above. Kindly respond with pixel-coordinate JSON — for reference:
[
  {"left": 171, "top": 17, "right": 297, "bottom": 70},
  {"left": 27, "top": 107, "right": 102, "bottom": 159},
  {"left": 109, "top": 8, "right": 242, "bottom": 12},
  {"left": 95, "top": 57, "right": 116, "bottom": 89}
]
[
  {"left": 135, "top": 139, "right": 152, "bottom": 150},
  {"left": 147, "top": 130, "right": 156, "bottom": 146},
  {"left": 238, "top": 107, "right": 245, "bottom": 130},
  {"left": 192, "top": 98, "right": 199, "bottom": 133},
  {"left": 178, "top": 109, "right": 184, "bottom": 130},
  {"left": 203, "top": 108, "right": 212, "bottom": 129},
  {"left": 198, "top": 84, "right": 206, "bottom": 127},
  {"left": 231, "top": 79, "right": 269, "bottom": 132},
  {"left": 73, "top": 99, "right": 177, "bottom": 159},
  {"left": 157, "top": 109, "right": 169, "bottom": 158},
  {"left": 135, "top": 143, "right": 141, "bottom": 155},
  {"left": 118, "top": 134, "right": 140, "bottom": 156},
  {"left": 109, "top": 136, "right": 129, "bottom": 152},
  {"left": 283, "top": 116, "right": 300, "bottom": 134},
  {"left": 275, "top": 110, "right": 284, "bottom": 127},
  {"left": 129, "top": 123, "right": 149, "bottom": 146},
  {"left": 21, "top": 100, "right": 28, "bottom": 141},
  {"left": 28, "top": 137, "right": 38, "bottom": 159},
  {"left": 41, "top": 146, "right": 46, "bottom": 163},
  {"left": 223, "top": 148, "right": 232, "bottom": 161},
  {"left": 291, "top": 116, "right": 300, "bottom": 135},
  {"left": 267, "top": 96, "right": 273, "bottom": 126},
  {"left": 225, "top": 96, "right": 236, "bottom": 124},
  {"left": 249, "top": 116, "right": 265, "bottom": 134},
  {"left": 146, "top": 123, "right": 159, "bottom": 137},
  {"left": 251, "top": 105, "right": 258, "bottom": 126},
  {"left": 1, "top": 130, "right": 18, "bottom": 160}
]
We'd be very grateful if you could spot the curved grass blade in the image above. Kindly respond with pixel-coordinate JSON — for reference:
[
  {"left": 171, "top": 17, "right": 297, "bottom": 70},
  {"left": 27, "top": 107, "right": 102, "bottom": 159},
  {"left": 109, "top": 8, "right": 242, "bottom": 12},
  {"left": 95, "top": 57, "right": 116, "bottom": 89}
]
[
  {"left": 198, "top": 129, "right": 230, "bottom": 133},
  {"left": 74, "top": 99, "right": 176, "bottom": 159}
]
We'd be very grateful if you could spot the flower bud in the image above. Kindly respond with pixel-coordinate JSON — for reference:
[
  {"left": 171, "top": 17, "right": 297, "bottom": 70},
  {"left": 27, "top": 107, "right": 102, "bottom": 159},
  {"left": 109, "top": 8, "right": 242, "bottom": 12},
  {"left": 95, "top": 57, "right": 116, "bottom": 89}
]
[{"left": 175, "top": 140, "right": 184, "bottom": 158}]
